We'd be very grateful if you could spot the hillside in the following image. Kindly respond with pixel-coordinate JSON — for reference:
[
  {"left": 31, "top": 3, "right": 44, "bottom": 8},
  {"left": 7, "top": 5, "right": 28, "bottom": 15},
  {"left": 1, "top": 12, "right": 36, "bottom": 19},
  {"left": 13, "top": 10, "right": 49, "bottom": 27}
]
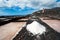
[{"left": 33, "top": 7, "right": 60, "bottom": 19}]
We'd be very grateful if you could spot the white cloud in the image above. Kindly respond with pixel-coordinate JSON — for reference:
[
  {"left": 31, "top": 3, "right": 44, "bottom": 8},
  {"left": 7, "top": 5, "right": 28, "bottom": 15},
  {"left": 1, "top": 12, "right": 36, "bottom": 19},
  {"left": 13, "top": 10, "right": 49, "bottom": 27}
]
[
  {"left": 0, "top": 0, "right": 60, "bottom": 9},
  {"left": 56, "top": 2, "right": 60, "bottom": 7},
  {"left": 28, "top": 0, "right": 57, "bottom": 9}
]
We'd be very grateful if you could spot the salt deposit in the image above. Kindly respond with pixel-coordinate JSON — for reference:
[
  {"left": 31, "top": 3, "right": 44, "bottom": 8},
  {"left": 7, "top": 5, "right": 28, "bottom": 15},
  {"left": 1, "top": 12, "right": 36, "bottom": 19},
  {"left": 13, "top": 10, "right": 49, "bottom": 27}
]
[{"left": 26, "top": 21, "right": 46, "bottom": 35}]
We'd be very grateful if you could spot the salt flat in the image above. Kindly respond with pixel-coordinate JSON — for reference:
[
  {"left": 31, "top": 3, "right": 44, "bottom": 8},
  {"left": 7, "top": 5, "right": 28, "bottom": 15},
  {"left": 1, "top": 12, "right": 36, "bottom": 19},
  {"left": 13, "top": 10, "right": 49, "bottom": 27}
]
[
  {"left": 0, "top": 22, "right": 26, "bottom": 40},
  {"left": 0, "top": 18, "right": 60, "bottom": 40},
  {"left": 41, "top": 18, "right": 60, "bottom": 33}
]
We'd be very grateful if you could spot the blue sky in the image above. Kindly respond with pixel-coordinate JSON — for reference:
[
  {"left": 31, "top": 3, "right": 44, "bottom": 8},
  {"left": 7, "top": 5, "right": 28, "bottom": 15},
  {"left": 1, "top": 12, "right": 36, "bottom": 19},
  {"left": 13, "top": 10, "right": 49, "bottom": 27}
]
[
  {"left": 57, "top": 0, "right": 60, "bottom": 2},
  {"left": 0, "top": 0, "right": 60, "bottom": 16}
]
